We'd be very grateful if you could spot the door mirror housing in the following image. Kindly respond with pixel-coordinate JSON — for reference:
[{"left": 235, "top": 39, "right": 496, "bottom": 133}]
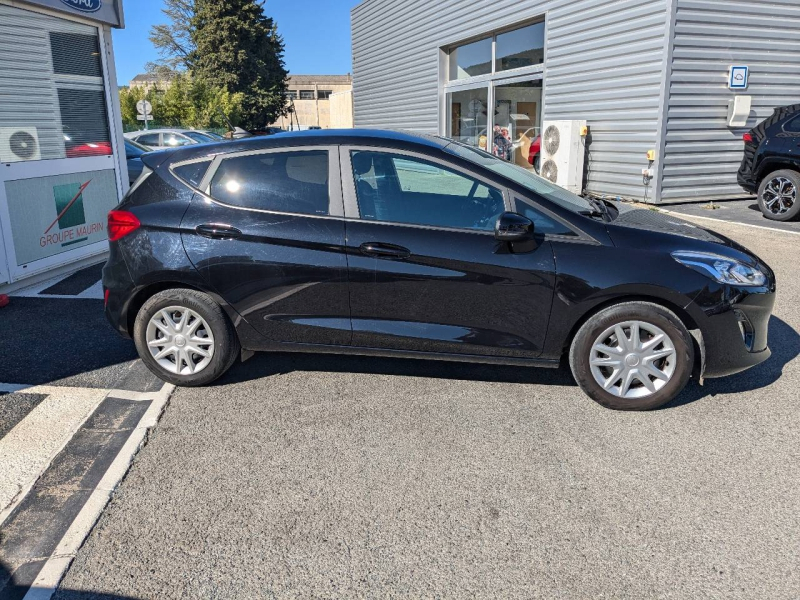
[{"left": 495, "top": 212, "right": 534, "bottom": 242}]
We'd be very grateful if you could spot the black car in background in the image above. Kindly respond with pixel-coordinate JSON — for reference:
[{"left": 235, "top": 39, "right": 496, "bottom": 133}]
[
  {"left": 738, "top": 103, "right": 800, "bottom": 221},
  {"left": 103, "top": 130, "right": 776, "bottom": 411},
  {"left": 124, "top": 138, "right": 150, "bottom": 185}
]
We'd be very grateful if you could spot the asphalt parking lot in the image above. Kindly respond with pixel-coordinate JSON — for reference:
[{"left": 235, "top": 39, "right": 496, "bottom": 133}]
[
  {"left": 665, "top": 197, "right": 800, "bottom": 234},
  {"left": 48, "top": 216, "right": 800, "bottom": 599}
]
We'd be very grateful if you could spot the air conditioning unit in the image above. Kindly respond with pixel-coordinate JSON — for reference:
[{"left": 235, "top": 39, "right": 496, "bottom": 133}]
[
  {"left": 0, "top": 127, "right": 41, "bottom": 163},
  {"left": 539, "top": 120, "right": 586, "bottom": 194}
]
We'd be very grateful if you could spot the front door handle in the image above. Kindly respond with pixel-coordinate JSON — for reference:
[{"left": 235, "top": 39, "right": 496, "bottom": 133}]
[
  {"left": 359, "top": 242, "right": 411, "bottom": 259},
  {"left": 196, "top": 223, "right": 243, "bottom": 240}
]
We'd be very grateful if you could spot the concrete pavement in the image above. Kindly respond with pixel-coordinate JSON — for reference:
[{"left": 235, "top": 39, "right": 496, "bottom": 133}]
[{"left": 54, "top": 219, "right": 800, "bottom": 599}]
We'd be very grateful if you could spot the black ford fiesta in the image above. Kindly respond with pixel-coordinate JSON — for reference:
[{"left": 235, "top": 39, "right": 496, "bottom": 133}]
[{"left": 103, "top": 130, "right": 776, "bottom": 410}]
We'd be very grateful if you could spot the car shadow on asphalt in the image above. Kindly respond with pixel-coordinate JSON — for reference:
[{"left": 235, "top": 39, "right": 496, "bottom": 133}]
[
  {"left": 220, "top": 316, "right": 800, "bottom": 411},
  {"left": 221, "top": 349, "right": 579, "bottom": 388},
  {"left": 666, "top": 315, "right": 800, "bottom": 409}
]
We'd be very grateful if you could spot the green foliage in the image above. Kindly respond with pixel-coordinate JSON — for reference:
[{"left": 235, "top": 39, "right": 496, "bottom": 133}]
[
  {"left": 190, "top": 0, "right": 289, "bottom": 130},
  {"left": 118, "top": 75, "right": 244, "bottom": 132}
]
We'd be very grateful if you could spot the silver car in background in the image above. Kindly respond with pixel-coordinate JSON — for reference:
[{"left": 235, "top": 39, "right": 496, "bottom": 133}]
[{"left": 124, "top": 128, "right": 223, "bottom": 150}]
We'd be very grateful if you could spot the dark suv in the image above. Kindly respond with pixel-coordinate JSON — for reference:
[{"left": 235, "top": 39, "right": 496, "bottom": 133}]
[
  {"left": 738, "top": 103, "right": 800, "bottom": 221},
  {"left": 104, "top": 130, "right": 775, "bottom": 411}
]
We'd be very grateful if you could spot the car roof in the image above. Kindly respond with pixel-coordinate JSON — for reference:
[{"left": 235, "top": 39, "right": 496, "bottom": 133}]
[
  {"left": 143, "top": 129, "right": 453, "bottom": 168},
  {"left": 125, "top": 129, "right": 199, "bottom": 136}
]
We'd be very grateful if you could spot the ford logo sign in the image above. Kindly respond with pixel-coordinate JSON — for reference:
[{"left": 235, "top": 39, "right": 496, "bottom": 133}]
[{"left": 60, "top": 0, "right": 102, "bottom": 12}]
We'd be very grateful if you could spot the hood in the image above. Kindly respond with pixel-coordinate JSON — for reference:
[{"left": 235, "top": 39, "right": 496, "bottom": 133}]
[{"left": 606, "top": 204, "right": 757, "bottom": 261}]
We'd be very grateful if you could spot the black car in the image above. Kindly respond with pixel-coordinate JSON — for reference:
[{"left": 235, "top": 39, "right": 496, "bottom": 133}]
[
  {"left": 124, "top": 138, "right": 150, "bottom": 185},
  {"left": 738, "top": 103, "right": 800, "bottom": 221},
  {"left": 103, "top": 130, "right": 776, "bottom": 411}
]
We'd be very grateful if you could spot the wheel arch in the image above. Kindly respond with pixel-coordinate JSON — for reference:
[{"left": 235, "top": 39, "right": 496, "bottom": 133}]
[
  {"left": 124, "top": 281, "right": 220, "bottom": 337},
  {"left": 561, "top": 294, "right": 703, "bottom": 376},
  {"left": 755, "top": 161, "right": 800, "bottom": 186}
]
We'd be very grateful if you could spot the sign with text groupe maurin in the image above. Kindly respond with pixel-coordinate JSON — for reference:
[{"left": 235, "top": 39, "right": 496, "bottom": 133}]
[{"left": 4, "top": 170, "right": 118, "bottom": 266}]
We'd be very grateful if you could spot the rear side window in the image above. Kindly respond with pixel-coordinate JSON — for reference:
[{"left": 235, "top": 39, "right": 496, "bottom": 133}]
[
  {"left": 784, "top": 115, "right": 800, "bottom": 133},
  {"left": 136, "top": 133, "right": 160, "bottom": 147},
  {"left": 173, "top": 161, "right": 210, "bottom": 188},
  {"left": 209, "top": 150, "right": 330, "bottom": 215}
]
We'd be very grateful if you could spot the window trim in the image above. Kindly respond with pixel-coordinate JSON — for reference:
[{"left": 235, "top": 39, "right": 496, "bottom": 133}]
[
  {"left": 196, "top": 145, "right": 344, "bottom": 219},
  {"left": 512, "top": 195, "right": 596, "bottom": 244},
  {"left": 169, "top": 156, "right": 214, "bottom": 189},
  {"left": 339, "top": 145, "right": 512, "bottom": 235}
]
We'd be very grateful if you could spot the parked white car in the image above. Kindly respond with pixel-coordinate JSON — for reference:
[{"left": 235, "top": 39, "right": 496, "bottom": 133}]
[{"left": 124, "top": 129, "right": 223, "bottom": 150}]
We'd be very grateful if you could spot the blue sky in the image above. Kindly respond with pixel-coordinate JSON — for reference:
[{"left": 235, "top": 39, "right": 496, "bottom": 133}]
[{"left": 113, "top": 0, "right": 358, "bottom": 85}]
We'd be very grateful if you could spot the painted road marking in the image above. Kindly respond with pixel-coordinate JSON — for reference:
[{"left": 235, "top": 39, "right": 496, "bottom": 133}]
[
  {"left": 19, "top": 384, "right": 174, "bottom": 600},
  {"left": 660, "top": 209, "right": 800, "bottom": 237},
  {"left": 0, "top": 386, "right": 109, "bottom": 525}
]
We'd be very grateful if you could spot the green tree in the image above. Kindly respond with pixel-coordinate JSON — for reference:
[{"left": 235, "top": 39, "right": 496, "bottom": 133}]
[
  {"left": 148, "top": 0, "right": 195, "bottom": 72},
  {"left": 190, "top": 0, "right": 289, "bottom": 129}
]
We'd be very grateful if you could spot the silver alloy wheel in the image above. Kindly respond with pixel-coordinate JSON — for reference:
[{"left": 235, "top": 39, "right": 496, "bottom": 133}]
[
  {"left": 589, "top": 320, "right": 677, "bottom": 399},
  {"left": 146, "top": 306, "right": 215, "bottom": 376},
  {"left": 763, "top": 176, "right": 796, "bottom": 215}
]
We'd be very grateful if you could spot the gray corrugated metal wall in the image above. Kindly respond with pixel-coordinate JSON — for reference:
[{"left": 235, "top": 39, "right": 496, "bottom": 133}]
[
  {"left": 662, "top": 0, "right": 800, "bottom": 202},
  {"left": 352, "top": 0, "right": 669, "bottom": 201}
]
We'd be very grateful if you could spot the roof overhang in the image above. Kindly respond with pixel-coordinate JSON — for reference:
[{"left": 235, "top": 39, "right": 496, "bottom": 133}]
[{"left": 13, "top": 0, "right": 125, "bottom": 28}]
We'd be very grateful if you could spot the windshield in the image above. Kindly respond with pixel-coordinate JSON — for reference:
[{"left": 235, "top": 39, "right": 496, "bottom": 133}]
[
  {"left": 444, "top": 140, "right": 595, "bottom": 213},
  {"left": 184, "top": 131, "right": 215, "bottom": 143},
  {"left": 125, "top": 139, "right": 149, "bottom": 157}
]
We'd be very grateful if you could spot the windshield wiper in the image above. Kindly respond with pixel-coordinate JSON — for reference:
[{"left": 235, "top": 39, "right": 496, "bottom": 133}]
[{"left": 581, "top": 197, "right": 611, "bottom": 222}]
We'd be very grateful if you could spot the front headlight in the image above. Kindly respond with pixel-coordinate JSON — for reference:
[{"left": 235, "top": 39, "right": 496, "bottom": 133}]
[{"left": 672, "top": 251, "right": 767, "bottom": 286}]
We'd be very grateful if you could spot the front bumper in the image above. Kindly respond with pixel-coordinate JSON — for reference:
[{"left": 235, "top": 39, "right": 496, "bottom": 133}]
[{"left": 694, "top": 283, "right": 776, "bottom": 379}]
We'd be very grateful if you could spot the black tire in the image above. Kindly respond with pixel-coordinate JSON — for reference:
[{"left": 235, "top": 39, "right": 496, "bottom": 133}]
[
  {"left": 133, "top": 288, "right": 240, "bottom": 387},
  {"left": 569, "top": 302, "right": 694, "bottom": 411},
  {"left": 757, "top": 169, "right": 800, "bottom": 221}
]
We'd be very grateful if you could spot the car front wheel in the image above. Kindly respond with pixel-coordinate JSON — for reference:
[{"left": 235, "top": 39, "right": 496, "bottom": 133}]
[
  {"left": 134, "top": 289, "right": 240, "bottom": 387},
  {"left": 758, "top": 169, "right": 800, "bottom": 221},
  {"left": 569, "top": 302, "right": 694, "bottom": 411}
]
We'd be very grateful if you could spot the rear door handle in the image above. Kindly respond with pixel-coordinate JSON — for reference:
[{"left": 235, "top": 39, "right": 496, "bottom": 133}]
[
  {"left": 359, "top": 242, "right": 411, "bottom": 259},
  {"left": 196, "top": 223, "right": 243, "bottom": 240}
]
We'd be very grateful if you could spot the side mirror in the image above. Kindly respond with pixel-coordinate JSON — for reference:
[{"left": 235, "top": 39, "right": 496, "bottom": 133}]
[{"left": 495, "top": 212, "right": 534, "bottom": 242}]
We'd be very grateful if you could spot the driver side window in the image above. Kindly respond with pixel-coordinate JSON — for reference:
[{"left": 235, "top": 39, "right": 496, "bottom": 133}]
[{"left": 351, "top": 150, "right": 505, "bottom": 231}]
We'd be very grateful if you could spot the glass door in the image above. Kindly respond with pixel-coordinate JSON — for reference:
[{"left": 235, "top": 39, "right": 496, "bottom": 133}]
[
  {"left": 446, "top": 85, "right": 490, "bottom": 151},
  {"left": 492, "top": 79, "right": 543, "bottom": 173}
]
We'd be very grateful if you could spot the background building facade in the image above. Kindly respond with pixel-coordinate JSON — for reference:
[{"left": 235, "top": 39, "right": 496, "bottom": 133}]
[
  {"left": 0, "top": 0, "right": 127, "bottom": 288},
  {"left": 274, "top": 75, "right": 353, "bottom": 130},
  {"left": 351, "top": 0, "right": 800, "bottom": 204}
]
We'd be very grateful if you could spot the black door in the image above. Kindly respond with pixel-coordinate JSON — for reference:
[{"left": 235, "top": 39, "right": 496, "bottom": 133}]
[
  {"left": 342, "top": 148, "right": 556, "bottom": 358},
  {"left": 181, "top": 147, "right": 352, "bottom": 347}
]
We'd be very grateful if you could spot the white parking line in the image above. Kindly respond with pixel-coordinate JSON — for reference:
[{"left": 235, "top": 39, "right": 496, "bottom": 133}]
[
  {"left": 0, "top": 386, "right": 110, "bottom": 524},
  {"left": 22, "top": 383, "right": 175, "bottom": 600},
  {"left": 660, "top": 209, "right": 800, "bottom": 237}
]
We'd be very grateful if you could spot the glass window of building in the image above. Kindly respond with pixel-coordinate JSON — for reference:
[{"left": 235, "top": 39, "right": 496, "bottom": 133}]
[
  {"left": 299, "top": 90, "right": 315, "bottom": 100},
  {"left": 447, "top": 87, "right": 489, "bottom": 150},
  {"left": 495, "top": 22, "right": 545, "bottom": 72},
  {"left": 492, "top": 80, "right": 543, "bottom": 170},
  {"left": 317, "top": 90, "right": 333, "bottom": 100},
  {"left": 449, "top": 37, "right": 492, "bottom": 80},
  {"left": 0, "top": 8, "right": 112, "bottom": 162},
  {"left": 285, "top": 90, "right": 298, "bottom": 100}
]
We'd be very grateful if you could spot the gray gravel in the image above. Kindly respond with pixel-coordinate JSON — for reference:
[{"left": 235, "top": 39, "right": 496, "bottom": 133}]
[{"left": 57, "top": 219, "right": 800, "bottom": 599}]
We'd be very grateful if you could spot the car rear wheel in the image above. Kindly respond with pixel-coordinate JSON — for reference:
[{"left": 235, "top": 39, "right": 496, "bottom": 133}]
[
  {"left": 134, "top": 289, "right": 240, "bottom": 387},
  {"left": 569, "top": 302, "right": 694, "bottom": 411},
  {"left": 758, "top": 169, "right": 800, "bottom": 221}
]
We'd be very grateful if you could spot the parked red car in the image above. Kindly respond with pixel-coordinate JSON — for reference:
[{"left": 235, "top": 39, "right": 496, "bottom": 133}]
[{"left": 527, "top": 135, "right": 541, "bottom": 171}]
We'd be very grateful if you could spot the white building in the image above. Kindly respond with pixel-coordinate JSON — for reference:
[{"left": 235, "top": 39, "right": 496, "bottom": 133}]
[
  {"left": 351, "top": 0, "right": 800, "bottom": 204},
  {"left": 0, "top": 0, "right": 127, "bottom": 289}
]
